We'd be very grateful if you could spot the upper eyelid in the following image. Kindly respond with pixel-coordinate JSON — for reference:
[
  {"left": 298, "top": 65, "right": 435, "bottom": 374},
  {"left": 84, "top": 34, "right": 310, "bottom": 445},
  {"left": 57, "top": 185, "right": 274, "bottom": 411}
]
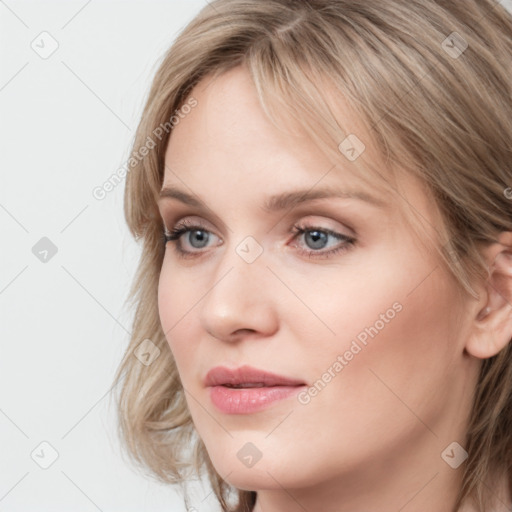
[
  {"left": 159, "top": 205, "right": 230, "bottom": 234},
  {"left": 165, "top": 217, "right": 212, "bottom": 232},
  {"left": 159, "top": 202, "right": 361, "bottom": 233},
  {"left": 164, "top": 212, "right": 355, "bottom": 233}
]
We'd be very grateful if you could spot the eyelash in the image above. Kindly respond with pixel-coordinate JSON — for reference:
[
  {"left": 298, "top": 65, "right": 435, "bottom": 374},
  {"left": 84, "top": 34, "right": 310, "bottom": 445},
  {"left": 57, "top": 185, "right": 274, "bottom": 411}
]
[{"left": 162, "top": 219, "right": 356, "bottom": 260}]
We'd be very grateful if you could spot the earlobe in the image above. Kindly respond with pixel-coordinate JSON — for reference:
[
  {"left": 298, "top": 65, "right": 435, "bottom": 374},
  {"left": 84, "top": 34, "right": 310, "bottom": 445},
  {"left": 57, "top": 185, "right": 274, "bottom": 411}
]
[{"left": 465, "top": 233, "right": 512, "bottom": 360}]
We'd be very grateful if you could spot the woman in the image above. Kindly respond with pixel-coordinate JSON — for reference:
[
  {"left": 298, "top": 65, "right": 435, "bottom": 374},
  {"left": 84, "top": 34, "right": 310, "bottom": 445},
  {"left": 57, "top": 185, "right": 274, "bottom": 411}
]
[{"left": 112, "top": 1, "right": 512, "bottom": 510}]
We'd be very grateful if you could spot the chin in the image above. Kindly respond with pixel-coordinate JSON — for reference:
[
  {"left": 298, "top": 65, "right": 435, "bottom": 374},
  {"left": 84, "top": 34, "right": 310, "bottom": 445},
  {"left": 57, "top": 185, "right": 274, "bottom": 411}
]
[{"left": 207, "top": 449, "right": 321, "bottom": 491}]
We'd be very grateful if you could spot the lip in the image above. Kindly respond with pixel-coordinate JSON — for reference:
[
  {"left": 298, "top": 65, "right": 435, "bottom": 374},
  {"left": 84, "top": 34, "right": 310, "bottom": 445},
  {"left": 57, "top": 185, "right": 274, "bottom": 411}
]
[
  {"left": 205, "top": 365, "right": 307, "bottom": 414},
  {"left": 204, "top": 365, "right": 305, "bottom": 387}
]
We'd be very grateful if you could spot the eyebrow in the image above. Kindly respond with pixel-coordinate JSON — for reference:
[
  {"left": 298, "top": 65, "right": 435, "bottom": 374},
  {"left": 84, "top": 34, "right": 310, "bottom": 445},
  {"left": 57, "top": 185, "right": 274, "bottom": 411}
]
[{"left": 158, "top": 185, "right": 388, "bottom": 212}]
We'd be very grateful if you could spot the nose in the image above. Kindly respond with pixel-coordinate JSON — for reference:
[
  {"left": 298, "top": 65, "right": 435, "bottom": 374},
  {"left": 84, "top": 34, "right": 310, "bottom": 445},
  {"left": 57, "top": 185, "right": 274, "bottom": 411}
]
[{"left": 199, "top": 242, "right": 279, "bottom": 343}]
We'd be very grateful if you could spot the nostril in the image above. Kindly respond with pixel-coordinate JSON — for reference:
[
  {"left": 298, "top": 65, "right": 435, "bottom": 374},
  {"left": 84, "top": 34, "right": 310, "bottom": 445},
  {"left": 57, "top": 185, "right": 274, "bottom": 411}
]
[{"left": 233, "top": 328, "right": 257, "bottom": 336}]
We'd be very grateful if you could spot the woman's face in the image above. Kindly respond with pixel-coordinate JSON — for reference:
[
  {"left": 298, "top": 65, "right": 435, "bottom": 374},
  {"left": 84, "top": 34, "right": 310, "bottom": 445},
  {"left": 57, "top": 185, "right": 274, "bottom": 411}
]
[{"left": 157, "top": 65, "right": 478, "bottom": 497}]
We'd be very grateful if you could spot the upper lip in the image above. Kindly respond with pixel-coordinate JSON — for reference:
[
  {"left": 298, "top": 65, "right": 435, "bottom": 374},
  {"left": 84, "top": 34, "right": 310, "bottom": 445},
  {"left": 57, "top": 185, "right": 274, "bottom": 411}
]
[{"left": 204, "top": 365, "right": 306, "bottom": 387}]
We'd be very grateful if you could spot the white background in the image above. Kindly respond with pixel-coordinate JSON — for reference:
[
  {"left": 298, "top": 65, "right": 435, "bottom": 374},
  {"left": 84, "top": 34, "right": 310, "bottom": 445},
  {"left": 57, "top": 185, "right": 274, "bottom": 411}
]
[
  {"left": 0, "top": 1, "right": 214, "bottom": 511},
  {"left": 1, "top": 1, "right": 511, "bottom": 511}
]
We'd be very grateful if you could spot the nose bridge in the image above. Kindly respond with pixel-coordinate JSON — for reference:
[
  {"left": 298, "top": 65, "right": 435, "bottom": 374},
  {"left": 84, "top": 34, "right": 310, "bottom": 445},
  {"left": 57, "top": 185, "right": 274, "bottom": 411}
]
[
  {"left": 199, "top": 234, "right": 277, "bottom": 340},
  {"left": 214, "top": 234, "right": 267, "bottom": 292}
]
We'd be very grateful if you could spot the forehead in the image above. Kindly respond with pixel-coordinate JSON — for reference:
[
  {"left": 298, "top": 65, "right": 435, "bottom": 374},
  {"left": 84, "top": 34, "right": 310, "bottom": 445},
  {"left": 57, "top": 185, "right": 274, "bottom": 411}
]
[
  {"left": 165, "top": 67, "right": 316, "bottom": 167},
  {"left": 164, "top": 66, "right": 380, "bottom": 193}
]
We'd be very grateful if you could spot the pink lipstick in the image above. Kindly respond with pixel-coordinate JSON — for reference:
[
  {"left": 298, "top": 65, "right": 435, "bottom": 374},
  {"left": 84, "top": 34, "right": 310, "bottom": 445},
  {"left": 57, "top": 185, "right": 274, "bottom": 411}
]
[{"left": 204, "top": 365, "right": 306, "bottom": 414}]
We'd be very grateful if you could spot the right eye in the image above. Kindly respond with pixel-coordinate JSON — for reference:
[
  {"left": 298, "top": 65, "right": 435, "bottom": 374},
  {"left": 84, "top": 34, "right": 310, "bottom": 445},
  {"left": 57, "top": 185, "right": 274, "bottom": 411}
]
[{"left": 163, "top": 220, "right": 221, "bottom": 258}]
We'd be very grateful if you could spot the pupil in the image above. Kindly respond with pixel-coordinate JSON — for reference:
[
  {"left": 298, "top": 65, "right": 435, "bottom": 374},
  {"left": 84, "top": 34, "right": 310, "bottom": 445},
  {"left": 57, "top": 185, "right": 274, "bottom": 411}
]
[
  {"left": 190, "top": 230, "right": 209, "bottom": 248},
  {"left": 306, "top": 230, "right": 327, "bottom": 249}
]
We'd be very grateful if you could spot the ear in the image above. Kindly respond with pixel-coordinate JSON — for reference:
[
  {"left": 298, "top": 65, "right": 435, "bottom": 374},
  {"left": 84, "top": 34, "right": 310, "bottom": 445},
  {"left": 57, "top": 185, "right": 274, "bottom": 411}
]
[{"left": 465, "top": 231, "right": 512, "bottom": 359}]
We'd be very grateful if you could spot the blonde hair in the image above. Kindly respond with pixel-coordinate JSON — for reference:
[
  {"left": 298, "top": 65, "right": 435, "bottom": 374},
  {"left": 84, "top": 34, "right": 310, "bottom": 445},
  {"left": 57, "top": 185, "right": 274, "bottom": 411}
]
[{"left": 111, "top": 1, "right": 512, "bottom": 510}]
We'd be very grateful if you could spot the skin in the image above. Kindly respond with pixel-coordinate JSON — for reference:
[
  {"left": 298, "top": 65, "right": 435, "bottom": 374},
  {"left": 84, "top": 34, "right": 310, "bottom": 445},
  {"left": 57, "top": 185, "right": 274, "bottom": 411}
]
[{"left": 156, "top": 65, "right": 512, "bottom": 512}]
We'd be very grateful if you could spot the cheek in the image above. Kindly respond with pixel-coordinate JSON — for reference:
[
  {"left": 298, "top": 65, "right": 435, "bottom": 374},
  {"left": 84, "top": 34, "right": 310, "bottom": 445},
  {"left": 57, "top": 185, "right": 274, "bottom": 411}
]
[
  {"left": 158, "top": 257, "right": 200, "bottom": 328},
  {"left": 334, "top": 274, "right": 460, "bottom": 431},
  {"left": 157, "top": 263, "right": 176, "bottom": 335},
  {"left": 157, "top": 262, "right": 199, "bottom": 375}
]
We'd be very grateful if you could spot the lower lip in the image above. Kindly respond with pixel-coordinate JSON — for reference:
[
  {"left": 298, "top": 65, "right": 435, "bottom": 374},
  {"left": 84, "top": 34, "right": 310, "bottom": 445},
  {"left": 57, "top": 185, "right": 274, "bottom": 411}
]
[{"left": 209, "top": 385, "right": 305, "bottom": 414}]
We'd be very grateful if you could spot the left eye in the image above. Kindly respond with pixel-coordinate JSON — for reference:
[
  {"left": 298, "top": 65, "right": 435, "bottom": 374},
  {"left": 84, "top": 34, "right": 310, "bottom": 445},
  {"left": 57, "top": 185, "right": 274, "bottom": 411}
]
[{"left": 289, "top": 225, "right": 356, "bottom": 258}]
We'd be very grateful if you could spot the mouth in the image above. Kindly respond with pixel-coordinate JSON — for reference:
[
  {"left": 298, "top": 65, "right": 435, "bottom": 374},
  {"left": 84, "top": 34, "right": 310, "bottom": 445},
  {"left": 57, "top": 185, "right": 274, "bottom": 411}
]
[
  {"left": 204, "top": 365, "right": 307, "bottom": 414},
  {"left": 204, "top": 364, "right": 306, "bottom": 388}
]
